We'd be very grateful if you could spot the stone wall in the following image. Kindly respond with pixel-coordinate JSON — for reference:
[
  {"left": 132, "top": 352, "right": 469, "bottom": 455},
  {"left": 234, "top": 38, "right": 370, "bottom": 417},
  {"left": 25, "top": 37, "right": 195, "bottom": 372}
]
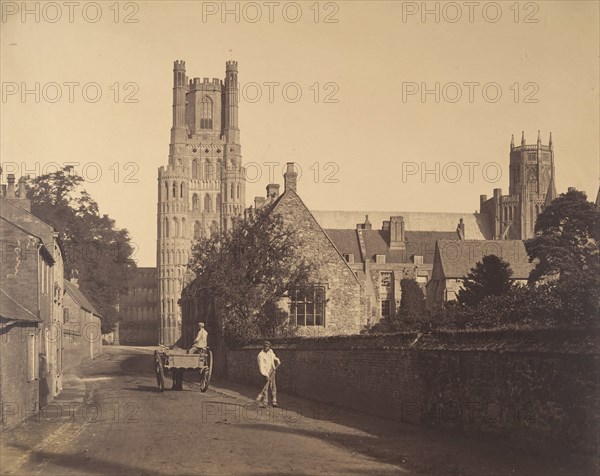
[{"left": 226, "top": 329, "right": 599, "bottom": 454}]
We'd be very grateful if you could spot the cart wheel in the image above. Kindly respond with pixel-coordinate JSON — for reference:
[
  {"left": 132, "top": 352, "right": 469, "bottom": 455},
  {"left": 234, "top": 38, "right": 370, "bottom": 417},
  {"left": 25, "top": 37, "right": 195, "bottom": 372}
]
[
  {"left": 154, "top": 350, "right": 165, "bottom": 392},
  {"left": 199, "top": 350, "right": 213, "bottom": 393}
]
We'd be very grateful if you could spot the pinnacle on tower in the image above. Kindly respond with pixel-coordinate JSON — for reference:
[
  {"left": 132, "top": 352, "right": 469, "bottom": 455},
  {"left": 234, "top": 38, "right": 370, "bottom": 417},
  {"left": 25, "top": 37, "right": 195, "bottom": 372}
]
[
  {"left": 521, "top": 131, "right": 526, "bottom": 146},
  {"left": 510, "top": 134, "right": 515, "bottom": 150},
  {"left": 549, "top": 132, "right": 553, "bottom": 148},
  {"left": 544, "top": 174, "right": 557, "bottom": 208},
  {"left": 537, "top": 130, "right": 541, "bottom": 146}
]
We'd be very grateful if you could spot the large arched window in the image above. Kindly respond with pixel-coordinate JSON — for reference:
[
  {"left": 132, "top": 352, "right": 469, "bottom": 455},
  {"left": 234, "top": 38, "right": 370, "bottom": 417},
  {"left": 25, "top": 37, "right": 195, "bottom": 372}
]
[
  {"left": 200, "top": 96, "right": 213, "bottom": 129},
  {"left": 172, "top": 182, "right": 177, "bottom": 200},
  {"left": 192, "top": 159, "right": 199, "bottom": 179},
  {"left": 231, "top": 183, "right": 235, "bottom": 200},
  {"left": 204, "top": 194, "right": 212, "bottom": 212},
  {"left": 192, "top": 194, "right": 199, "bottom": 211},
  {"left": 180, "top": 183, "right": 184, "bottom": 198}
]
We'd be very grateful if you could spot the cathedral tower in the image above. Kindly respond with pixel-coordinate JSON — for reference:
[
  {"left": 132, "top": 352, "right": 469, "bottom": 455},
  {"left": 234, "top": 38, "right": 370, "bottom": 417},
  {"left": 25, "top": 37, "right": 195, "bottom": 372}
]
[
  {"left": 480, "top": 131, "right": 555, "bottom": 240},
  {"left": 157, "top": 60, "right": 246, "bottom": 345}
]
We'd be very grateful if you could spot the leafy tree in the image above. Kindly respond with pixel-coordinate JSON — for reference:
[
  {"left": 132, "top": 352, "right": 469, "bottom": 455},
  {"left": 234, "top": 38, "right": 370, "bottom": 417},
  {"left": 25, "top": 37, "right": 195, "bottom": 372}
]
[
  {"left": 26, "top": 167, "right": 137, "bottom": 333},
  {"left": 187, "top": 204, "right": 317, "bottom": 345},
  {"left": 457, "top": 255, "right": 513, "bottom": 307},
  {"left": 398, "top": 278, "right": 426, "bottom": 318},
  {"left": 526, "top": 189, "right": 599, "bottom": 283}
]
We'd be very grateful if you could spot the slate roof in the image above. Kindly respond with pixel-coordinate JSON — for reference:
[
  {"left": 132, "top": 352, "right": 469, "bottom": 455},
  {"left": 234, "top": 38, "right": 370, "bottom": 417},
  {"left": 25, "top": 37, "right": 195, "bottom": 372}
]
[
  {"left": 64, "top": 280, "right": 102, "bottom": 317},
  {"left": 313, "top": 210, "right": 492, "bottom": 240},
  {"left": 0, "top": 288, "right": 39, "bottom": 322},
  {"left": 324, "top": 228, "right": 457, "bottom": 264},
  {"left": 436, "top": 239, "right": 535, "bottom": 279}
]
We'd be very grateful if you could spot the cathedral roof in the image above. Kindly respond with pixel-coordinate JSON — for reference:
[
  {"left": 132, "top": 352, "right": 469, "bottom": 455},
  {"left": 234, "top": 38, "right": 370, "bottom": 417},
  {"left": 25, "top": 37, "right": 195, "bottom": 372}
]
[
  {"left": 313, "top": 211, "right": 492, "bottom": 240},
  {"left": 128, "top": 267, "right": 158, "bottom": 289},
  {"left": 435, "top": 239, "right": 535, "bottom": 280}
]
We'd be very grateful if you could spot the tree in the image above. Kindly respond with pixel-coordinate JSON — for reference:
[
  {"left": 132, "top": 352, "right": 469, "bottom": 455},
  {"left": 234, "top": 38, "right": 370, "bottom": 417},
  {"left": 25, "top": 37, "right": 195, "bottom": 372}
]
[
  {"left": 526, "top": 189, "right": 599, "bottom": 283},
  {"left": 27, "top": 168, "right": 137, "bottom": 333},
  {"left": 398, "top": 278, "right": 426, "bottom": 318},
  {"left": 187, "top": 204, "right": 317, "bottom": 345},
  {"left": 457, "top": 255, "right": 513, "bottom": 307},
  {"left": 526, "top": 189, "right": 600, "bottom": 326}
]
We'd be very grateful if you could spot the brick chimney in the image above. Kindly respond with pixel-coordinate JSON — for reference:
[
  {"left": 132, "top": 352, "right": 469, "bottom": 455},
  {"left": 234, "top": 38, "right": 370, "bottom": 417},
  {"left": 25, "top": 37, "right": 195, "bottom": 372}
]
[
  {"left": 16, "top": 177, "right": 31, "bottom": 211},
  {"left": 284, "top": 162, "right": 298, "bottom": 192},
  {"left": 356, "top": 215, "right": 372, "bottom": 230},
  {"left": 254, "top": 196, "right": 266, "bottom": 209},
  {"left": 389, "top": 216, "right": 406, "bottom": 249},
  {"left": 6, "top": 174, "right": 16, "bottom": 198},
  {"left": 266, "top": 183, "right": 280, "bottom": 200}
]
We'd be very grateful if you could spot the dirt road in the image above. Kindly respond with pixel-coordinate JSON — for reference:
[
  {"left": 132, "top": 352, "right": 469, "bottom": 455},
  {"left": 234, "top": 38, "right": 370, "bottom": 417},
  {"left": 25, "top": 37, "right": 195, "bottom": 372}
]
[{"left": 0, "top": 346, "right": 594, "bottom": 475}]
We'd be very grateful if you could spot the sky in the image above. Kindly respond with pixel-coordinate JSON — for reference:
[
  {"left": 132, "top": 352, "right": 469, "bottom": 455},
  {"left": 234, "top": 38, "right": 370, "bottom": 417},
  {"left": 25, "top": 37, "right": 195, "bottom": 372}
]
[{"left": 2, "top": 0, "right": 599, "bottom": 266}]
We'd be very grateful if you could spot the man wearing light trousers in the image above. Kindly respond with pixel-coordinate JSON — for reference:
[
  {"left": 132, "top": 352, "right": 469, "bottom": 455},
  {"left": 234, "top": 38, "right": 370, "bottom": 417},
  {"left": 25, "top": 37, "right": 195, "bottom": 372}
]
[{"left": 256, "top": 340, "right": 281, "bottom": 407}]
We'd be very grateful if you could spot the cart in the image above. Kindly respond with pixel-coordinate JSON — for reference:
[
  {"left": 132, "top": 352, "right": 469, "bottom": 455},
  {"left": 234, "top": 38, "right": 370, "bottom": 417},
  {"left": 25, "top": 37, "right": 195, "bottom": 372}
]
[{"left": 153, "top": 347, "right": 213, "bottom": 392}]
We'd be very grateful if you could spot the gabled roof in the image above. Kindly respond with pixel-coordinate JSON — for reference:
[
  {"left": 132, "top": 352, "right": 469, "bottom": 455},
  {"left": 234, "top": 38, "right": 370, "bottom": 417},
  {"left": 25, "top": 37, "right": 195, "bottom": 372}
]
[
  {"left": 272, "top": 189, "right": 362, "bottom": 287},
  {"left": 313, "top": 210, "right": 492, "bottom": 240},
  {"left": 436, "top": 239, "right": 535, "bottom": 279},
  {"left": 64, "top": 280, "right": 102, "bottom": 317},
  {"left": 324, "top": 228, "right": 457, "bottom": 264}
]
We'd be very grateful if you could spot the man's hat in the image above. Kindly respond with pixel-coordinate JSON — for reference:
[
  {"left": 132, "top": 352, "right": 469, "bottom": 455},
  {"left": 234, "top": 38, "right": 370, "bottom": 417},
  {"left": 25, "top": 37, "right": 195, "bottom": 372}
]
[{"left": 263, "top": 340, "right": 271, "bottom": 347}]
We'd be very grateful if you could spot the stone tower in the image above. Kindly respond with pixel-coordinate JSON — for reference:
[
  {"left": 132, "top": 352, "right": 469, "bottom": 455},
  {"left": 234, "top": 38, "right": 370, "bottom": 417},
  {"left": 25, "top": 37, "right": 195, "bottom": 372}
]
[
  {"left": 157, "top": 60, "right": 246, "bottom": 345},
  {"left": 480, "top": 131, "right": 556, "bottom": 240}
]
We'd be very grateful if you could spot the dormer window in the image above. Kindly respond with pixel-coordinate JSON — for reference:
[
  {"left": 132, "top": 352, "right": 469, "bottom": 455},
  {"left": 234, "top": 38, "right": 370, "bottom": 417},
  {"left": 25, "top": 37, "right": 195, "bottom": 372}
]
[
  {"left": 375, "top": 254, "right": 386, "bottom": 264},
  {"left": 343, "top": 253, "right": 354, "bottom": 263}
]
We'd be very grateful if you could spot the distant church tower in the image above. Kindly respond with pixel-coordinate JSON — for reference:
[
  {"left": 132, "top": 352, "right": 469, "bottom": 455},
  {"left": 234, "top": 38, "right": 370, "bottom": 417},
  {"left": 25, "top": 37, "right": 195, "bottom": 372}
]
[
  {"left": 480, "top": 131, "right": 556, "bottom": 240},
  {"left": 157, "top": 60, "right": 246, "bottom": 345}
]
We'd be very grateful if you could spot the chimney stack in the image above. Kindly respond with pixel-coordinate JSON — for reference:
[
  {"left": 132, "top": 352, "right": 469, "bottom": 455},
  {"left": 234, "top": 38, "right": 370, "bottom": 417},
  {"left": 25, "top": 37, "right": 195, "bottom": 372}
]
[
  {"left": 266, "top": 183, "right": 280, "bottom": 200},
  {"left": 254, "top": 196, "right": 266, "bottom": 209},
  {"left": 284, "top": 162, "right": 298, "bottom": 192},
  {"left": 389, "top": 216, "right": 406, "bottom": 249},
  {"left": 6, "top": 174, "right": 16, "bottom": 198}
]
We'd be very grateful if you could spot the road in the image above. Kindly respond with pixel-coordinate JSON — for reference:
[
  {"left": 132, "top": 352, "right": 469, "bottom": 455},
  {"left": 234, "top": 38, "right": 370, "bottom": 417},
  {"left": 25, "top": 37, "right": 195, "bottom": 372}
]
[{"left": 0, "top": 346, "right": 595, "bottom": 476}]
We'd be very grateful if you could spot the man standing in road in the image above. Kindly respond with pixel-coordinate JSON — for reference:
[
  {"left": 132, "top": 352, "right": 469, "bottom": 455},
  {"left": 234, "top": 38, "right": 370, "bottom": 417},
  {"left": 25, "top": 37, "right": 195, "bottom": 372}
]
[{"left": 256, "top": 340, "right": 281, "bottom": 408}]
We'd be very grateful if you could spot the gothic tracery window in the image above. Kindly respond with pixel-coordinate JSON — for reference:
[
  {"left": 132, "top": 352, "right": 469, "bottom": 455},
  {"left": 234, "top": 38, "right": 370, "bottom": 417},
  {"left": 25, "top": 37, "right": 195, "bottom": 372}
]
[{"left": 200, "top": 96, "right": 213, "bottom": 129}]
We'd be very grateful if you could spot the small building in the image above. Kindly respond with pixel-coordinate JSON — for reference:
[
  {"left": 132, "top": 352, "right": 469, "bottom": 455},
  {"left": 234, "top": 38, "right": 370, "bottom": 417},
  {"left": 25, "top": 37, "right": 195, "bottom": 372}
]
[
  {"left": 426, "top": 239, "right": 535, "bottom": 310},
  {"left": 63, "top": 279, "right": 103, "bottom": 369}
]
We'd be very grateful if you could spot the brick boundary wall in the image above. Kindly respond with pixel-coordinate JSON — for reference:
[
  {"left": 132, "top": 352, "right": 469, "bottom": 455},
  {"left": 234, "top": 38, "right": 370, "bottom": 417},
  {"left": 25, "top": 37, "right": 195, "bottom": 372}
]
[{"left": 226, "top": 329, "right": 600, "bottom": 454}]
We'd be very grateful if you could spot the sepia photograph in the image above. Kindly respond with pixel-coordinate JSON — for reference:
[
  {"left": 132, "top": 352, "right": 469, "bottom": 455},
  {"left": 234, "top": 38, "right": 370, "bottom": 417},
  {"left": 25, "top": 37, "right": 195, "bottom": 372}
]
[{"left": 1, "top": 1, "right": 599, "bottom": 474}]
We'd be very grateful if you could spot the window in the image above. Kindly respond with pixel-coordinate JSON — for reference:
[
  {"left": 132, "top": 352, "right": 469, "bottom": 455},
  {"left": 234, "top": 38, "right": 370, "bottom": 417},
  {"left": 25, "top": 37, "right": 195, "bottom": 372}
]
[
  {"left": 64, "top": 307, "right": 70, "bottom": 323},
  {"left": 290, "top": 287, "right": 325, "bottom": 326},
  {"left": 375, "top": 254, "right": 386, "bottom": 264},
  {"left": 200, "top": 96, "right": 213, "bottom": 129},
  {"left": 379, "top": 272, "right": 392, "bottom": 294},
  {"left": 413, "top": 255, "right": 423, "bottom": 265},
  {"left": 343, "top": 253, "right": 354, "bottom": 263},
  {"left": 416, "top": 275, "right": 428, "bottom": 284},
  {"left": 381, "top": 300, "right": 391, "bottom": 318}
]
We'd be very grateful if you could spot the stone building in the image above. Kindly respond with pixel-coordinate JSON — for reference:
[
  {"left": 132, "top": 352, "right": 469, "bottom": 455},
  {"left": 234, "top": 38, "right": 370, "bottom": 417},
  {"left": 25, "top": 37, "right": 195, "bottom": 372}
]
[
  {"left": 157, "top": 60, "right": 246, "bottom": 345},
  {"left": 479, "top": 131, "right": 557, "bottom": 240},
  {"left": 323, "top": 216, "right": 459, "bottom": 323},
  {"left": 119, "top": 267, "right": 160, "bottom": 345},
  {"left": 426, "top": 239, "right": 535, "bottom": 310},
  {"left": 0, "top": 174, "right": 65, "bottom": 416},
  {"left": 180, "top": 164, "right": 364, "bottom": 371},
  {"left": 63, "top": 279, "right": 103, "bottom": 369}
]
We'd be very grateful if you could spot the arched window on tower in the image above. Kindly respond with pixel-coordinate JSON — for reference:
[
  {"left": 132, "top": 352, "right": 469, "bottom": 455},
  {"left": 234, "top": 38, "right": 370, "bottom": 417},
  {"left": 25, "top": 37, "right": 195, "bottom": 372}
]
[
  {"left": 192, "top": 194, "right": 199, "bottom": 211},
  {"left": 204, "top": 194, "right": 211, "bottom": 212},
  {"left": 164, "top": 218, "right": 169, "bottom": 238},
  {"left": 194, "top": 221, "right": 202, "bottom": 239},
  {"left": 172, "top": 182, "right": 177, "bottom": 200},
  {"left": 192, "top": 160, "right": 199, "bottom": 179},
  {"left": 173, "top": 218, "right": 179, "bottom": 238},
  {"left": 231, "top": 183, "right": 235, "bottom": 200},
  {"left": 200, "top": 96, "right": 213, "bottom": 129},
  {"left": 216, "top": 193, "right": 221, "bottom": 211},
  {"left": 164, "top": 182, "right": 169, "bottom": 200},
  {"left": 181, "top": 218, "right": 186, "bottom": 237},
  {"left": 236, "top": 184, "right": 240, "bottom": 200},
  {"left": 180, "top": 183, "right": 184, "bottom": 198},
  {"left": 509, "top": 206, "right": 513, "bottom": 221},
  {"left": 504, "top": 207, "right": 508, "bottom": 221}
]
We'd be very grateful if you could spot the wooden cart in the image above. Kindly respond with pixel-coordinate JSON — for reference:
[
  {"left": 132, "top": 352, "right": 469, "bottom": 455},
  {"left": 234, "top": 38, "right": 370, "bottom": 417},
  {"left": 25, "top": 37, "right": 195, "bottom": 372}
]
[{"left": 153, "top": 347, "right": 213, "bottom": 392}]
